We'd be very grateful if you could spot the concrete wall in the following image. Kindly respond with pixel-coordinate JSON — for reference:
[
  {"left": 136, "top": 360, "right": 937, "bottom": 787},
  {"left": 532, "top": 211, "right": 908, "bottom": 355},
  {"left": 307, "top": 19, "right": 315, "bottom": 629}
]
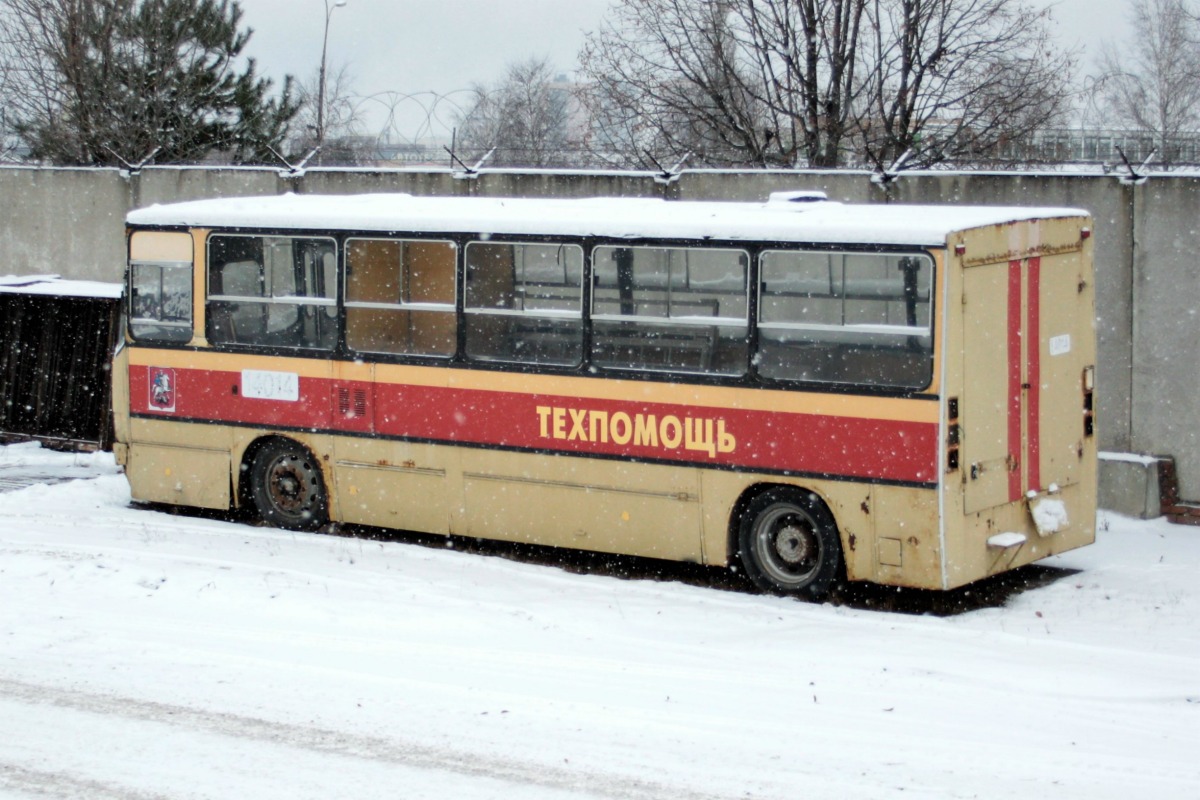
[
  {"left": 1129, "top": 179, "right": 1200, "bottom": 479},
  {"left": 0, "top": 164, "right": 1191, "bottom": 496},
  {"left": 0, "top": 167, "right": 130, "bottom": 284}
]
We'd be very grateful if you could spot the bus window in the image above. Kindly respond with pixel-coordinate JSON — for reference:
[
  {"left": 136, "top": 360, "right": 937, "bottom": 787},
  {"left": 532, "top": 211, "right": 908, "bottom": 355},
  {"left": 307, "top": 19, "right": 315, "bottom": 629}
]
[
  {"left": 206, "top": 235, "right": 337, "bottom": 350},
  {"left": 345, "top": 238, "right": 457, "bottom": 357},
  {"left": 464, "top": 242, "right": 584, "bottom": 366},
  {"left": 130, "top": 260, "right": 193, "bottom": 343},
  {"left": 757, "top": 250, "right": 933, "bottom": 389},
  {"left": 591, "top": 245, "right": 748, "bottom": 375}
]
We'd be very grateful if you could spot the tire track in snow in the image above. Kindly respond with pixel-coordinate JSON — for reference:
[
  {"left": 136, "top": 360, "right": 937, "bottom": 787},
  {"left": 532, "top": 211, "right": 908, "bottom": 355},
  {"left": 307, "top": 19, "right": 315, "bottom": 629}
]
[
  {"left": 0, "top": 762, "right": 173, "bottom": 800},
  {"left": 0, "top": 678, "right": 739, "bottom": 800}
]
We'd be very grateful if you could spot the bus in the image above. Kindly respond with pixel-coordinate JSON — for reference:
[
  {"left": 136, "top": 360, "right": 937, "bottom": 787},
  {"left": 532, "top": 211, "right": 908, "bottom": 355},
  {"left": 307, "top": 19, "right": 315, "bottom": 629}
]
[{"left": 112, "top": 191, "right": 1096, "bottom": 599}]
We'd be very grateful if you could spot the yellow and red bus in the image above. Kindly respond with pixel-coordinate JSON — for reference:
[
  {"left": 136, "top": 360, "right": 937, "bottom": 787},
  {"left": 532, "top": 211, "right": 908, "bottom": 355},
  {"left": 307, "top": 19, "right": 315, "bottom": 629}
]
[{"left": 112, "top": 192, "right": 1096, "bottom": 599}]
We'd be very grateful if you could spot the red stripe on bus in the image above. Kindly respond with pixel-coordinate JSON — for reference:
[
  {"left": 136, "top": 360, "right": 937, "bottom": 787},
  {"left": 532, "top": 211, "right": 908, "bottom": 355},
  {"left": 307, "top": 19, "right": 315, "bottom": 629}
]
[
  {"left": 1008, "top": 260, "right": 1023, "bottom": 502},
  {"left": 131, "top": 367, "right": 940, "bottom": 485},
  {"left": 375, "top": 386, "right": 938, "bottom": 483},
  {"left": 132, "top": 366, "right": 334, "bottom": 428},
  {"left": 1026, "top": 256, "right": 1041, "bottom": 492}
]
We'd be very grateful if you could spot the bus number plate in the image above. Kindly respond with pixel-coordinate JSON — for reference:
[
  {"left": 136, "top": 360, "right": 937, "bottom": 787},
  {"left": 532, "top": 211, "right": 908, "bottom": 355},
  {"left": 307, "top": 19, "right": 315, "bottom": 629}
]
[{"left": 242, "top": 370, "right": 299, "bottom": 402}]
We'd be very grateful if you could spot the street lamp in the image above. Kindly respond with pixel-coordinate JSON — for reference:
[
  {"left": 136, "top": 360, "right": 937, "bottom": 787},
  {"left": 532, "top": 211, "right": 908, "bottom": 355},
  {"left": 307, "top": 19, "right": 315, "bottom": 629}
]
[{"left": 316, "top": 0, "right": 348, "bottom": 159}]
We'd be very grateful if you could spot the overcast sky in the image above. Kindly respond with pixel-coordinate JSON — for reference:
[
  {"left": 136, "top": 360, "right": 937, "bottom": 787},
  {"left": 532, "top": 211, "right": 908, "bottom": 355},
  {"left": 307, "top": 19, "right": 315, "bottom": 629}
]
[{"left": 236, "top": 0, "right": 1129, "bottom": 141}]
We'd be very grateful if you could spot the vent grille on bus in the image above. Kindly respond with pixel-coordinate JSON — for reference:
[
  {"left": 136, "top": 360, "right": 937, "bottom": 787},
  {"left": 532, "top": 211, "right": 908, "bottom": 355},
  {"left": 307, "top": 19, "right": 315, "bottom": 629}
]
[{"left": 337, "top": 387, "right": 368, "bottom": 419}]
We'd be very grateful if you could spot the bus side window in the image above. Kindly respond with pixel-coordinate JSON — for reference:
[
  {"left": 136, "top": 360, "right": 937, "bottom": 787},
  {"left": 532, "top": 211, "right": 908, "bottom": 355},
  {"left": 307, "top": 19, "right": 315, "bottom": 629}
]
[
  {"left": 129, "top": 260, "right": 193, "bottom": 343},
  {"left": 591, "top": 245, "right": 748, "bottom": 376},
  {"left": 756, "top": 250, "right": 933, "bottom": 389},
  {"left": 345, "top": 238, "right": 458, "bottom": 358},
  {"left": 464, "top": 241, "right": 584, "bottom": 367},
  {"left": 207, "top": 234, "right": 336, "bottom": 350}
]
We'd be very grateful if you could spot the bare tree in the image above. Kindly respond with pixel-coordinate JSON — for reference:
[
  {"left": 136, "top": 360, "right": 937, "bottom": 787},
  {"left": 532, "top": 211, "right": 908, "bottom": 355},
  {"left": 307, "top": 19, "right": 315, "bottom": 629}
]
[
  {"left": 1096, "top": 0, "right": 1200, "bottom": 167},
  {"left": 579, "top": 0, "right": 1071, "bottom": 169},
  {"left": 579, "top": 0, "right": 857, "bottom": 168},
  {"left": 857, "top": 0, "right": 1074, "bottom": 169},
  {"left": 455, "top": 57, "right": 573, "bottom": 167},
  {"left": 0, "top": 61, "right": 19, "bottom": 161},
  {"left": 0, "top": 0, "right": 297, "bottom": 166},
  {"left": 290, "top": 63, "right": 369, "bottom": 165},
  {"left": 735, "top": 0, "right": 867, "bottom": 167}
]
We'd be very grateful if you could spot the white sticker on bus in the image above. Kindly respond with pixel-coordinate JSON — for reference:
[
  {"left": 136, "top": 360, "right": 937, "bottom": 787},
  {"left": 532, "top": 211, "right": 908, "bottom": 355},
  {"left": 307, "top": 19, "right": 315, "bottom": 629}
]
[
  {"left": 1049, "top": 334, "right": 1071, "bottom": 357},
  {"left": 242, "top": 370, "right": 300, "bottom": 402}
]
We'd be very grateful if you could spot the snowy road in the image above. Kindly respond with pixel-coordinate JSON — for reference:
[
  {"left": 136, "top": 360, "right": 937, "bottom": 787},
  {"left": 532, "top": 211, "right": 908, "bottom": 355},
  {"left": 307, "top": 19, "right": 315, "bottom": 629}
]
[{"left": 0, "top": 442, "right": 1197, "bottom": 799}]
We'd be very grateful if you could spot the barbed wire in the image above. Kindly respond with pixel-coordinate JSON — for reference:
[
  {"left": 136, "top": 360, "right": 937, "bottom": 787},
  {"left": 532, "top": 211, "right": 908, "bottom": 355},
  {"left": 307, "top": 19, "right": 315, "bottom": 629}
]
[{"left": 351, "top": 89, "right": 475, "bottom": 147}]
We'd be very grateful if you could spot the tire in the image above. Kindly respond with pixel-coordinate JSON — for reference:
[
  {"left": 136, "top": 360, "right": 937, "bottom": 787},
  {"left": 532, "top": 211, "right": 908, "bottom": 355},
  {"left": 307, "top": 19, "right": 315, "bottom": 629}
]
[
  {"left": 248, "top": 439, "right": 328, "bottom": 531},
  {"left": 736, "top": 487, "right": 842, "bottom": 600}
]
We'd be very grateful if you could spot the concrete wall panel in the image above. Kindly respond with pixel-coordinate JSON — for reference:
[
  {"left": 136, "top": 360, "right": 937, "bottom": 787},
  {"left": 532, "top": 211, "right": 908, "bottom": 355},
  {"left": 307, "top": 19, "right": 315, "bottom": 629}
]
[
  {"left": 135, "top": 167, "right": 279, "bottom": 209},
  {"left": 471, "top": 171, "right": 660, "bottom": 199},
  {"left": 0, "top": 167, "right": 129, "bottom": 282},
  {"left": 1129, "top": 178, "right": 1200, "bottom": 493},
  {"left": 296, "top": 169, "right": 461, "bottom": 196},
  {"left": 677, "top": 170, "right": 874, "bottom": 203}
]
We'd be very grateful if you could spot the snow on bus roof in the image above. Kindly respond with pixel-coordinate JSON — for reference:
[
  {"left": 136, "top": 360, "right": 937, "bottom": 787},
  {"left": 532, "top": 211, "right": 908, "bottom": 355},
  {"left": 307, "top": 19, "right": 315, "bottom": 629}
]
[{"left": 125, "top": 193, "right": 1088, "bottom": 247}]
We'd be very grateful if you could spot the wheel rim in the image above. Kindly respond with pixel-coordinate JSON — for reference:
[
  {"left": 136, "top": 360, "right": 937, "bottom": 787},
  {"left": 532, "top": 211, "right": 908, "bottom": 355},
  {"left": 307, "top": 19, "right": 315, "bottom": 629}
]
[
  {"left": 265, "top": 452, "right": 320, "bottom": 521},
  {"left": 753, "top": 503, "right": 822, "bottom": 587}
]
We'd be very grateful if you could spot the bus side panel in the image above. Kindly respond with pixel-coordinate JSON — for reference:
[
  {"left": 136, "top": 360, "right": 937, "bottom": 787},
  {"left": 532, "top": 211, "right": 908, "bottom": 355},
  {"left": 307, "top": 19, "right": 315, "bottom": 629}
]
[
  {"left": 126, "top": 416, "right": 234, "bottom": 510},
  {"left": 869, "top": 486, "right": 942, "bottom": 589},
  {"left": 332, "top": 438, "right": 454, "bottom": 535},
  {"left": 460, "top": 449, "right": 704, "bottom": 562},
  {"left": 328, "top": 358, "right": 456, "bottom": 533},
  {"left": 126, "top": 441, "right": 231, "bottom": 510}
]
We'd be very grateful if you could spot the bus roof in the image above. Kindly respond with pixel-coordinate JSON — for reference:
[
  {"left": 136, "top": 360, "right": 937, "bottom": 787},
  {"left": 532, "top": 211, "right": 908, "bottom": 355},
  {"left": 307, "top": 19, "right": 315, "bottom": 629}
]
[{"left": 125, "top": 193, "right": 1088, "bottom": 247}]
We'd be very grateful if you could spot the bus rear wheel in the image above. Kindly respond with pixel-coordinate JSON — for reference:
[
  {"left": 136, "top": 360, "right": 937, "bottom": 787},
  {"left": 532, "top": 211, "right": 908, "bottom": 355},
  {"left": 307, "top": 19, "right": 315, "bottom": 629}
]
[
  {"left": 737, "top": 488, "right": 841, "bottom": 600},
  {"left": 248, "top": 439, "right": 328, "bottom": 531}
]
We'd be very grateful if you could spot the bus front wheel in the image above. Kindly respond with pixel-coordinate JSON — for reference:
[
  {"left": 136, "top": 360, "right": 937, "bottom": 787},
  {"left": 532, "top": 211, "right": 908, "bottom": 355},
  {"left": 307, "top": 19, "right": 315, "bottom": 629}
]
[
  {"left": 248, "top": 439, "right": 329, "bottom": 531},
  {"left": 737, "top": 488, "right": 841, "bottom": 600}
]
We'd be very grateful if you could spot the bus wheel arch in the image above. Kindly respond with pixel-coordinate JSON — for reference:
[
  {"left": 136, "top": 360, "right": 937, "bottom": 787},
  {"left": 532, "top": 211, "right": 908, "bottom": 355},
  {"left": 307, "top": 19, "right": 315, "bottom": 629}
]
[
  {"left": 731, "top": 484, "right": 843, "bottom": 600},
  {"left": 243, "top": 436, "right": 329, "bottom": 531}
]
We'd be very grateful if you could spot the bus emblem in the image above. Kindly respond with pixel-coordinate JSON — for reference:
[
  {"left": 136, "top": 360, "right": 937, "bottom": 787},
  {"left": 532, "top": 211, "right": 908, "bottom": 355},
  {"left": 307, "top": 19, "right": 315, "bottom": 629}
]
[{"left": 149, "top": 367, "right": 176, "bottom": 412}]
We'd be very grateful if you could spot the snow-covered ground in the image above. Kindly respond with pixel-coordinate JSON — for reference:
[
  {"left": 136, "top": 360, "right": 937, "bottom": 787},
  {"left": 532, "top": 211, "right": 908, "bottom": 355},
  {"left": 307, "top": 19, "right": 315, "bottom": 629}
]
[{"left": 1, "top": 441, "right": 1197, "bottom": 799}]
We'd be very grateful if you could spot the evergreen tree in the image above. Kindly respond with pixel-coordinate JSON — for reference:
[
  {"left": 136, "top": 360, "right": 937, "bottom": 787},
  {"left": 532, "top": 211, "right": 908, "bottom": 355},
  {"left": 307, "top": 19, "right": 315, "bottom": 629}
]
[{"left": 0, "top": 0, "right": 298, "bottom": 165}]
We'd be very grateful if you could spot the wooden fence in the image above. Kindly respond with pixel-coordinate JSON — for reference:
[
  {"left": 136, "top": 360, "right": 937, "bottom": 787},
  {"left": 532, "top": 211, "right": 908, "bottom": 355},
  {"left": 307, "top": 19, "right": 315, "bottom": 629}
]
[{"left": 0, "top": 280, "right": 121, "bottom": 449}]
